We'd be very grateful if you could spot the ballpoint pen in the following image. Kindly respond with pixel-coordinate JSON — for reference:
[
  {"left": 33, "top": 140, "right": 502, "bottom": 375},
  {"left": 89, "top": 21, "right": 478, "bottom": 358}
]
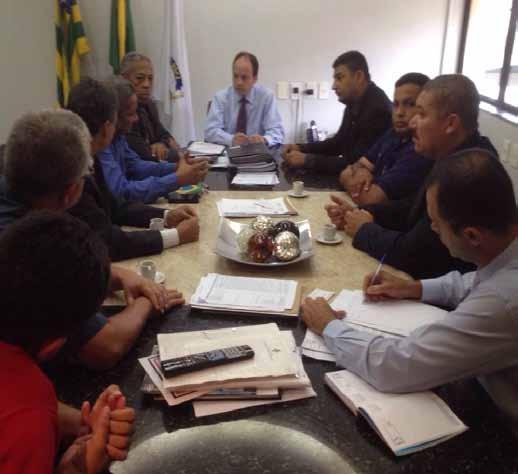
[{"left": 369, "top": 253, "right": 387, "bottom": 287}]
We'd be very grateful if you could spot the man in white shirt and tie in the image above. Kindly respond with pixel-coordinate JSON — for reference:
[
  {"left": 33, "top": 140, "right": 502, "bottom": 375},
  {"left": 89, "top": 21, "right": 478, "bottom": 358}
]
[
  {"left": 302, "top": 148, "right": 518, "bottom": 422},
  {"left": 204, "top": 51, "right": 284, "bottom": 147}
]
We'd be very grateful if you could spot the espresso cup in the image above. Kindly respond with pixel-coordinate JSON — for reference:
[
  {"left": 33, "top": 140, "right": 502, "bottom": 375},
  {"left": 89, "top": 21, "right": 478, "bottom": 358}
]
[
  {"left": 292, "top": 181, "right": 304, "bottom": 196},
  {"left": 149, "top": 217, "right": 165, "bottom": 231},
  {"left": 322, "top": 223, "right": 337, "bottom": 241},
  {"left": 139, "top": 260, "right": 157, "bottom": 281}
]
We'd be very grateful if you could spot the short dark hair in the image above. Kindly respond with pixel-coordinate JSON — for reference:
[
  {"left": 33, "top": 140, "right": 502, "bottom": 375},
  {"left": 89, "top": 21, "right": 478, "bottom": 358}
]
[
  {"left": 395, "top": 72, "right": 430, "bottom": 89},
  {"left": 0, "top": 211, "right": 110, "bottom": 353},
  {"left": 426, "top": 148, "right": 516, "bottom": 234},
  {"left": 333, "top": 51, "right": 370, "bottom": 81},
  {"left": 67, "top": 77, "right": 118, "bottom": 136},
  {"left": 233, "top": 51, "right": 259, "bottom": 77},
  {"left": 422, "top": 74, "right": 480, "bottom": 132}
]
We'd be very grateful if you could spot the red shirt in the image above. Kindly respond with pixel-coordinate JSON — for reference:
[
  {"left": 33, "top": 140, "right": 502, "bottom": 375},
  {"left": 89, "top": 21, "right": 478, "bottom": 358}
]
[{"left": 0, "top": 341, "right": 58, "bottom": 474}]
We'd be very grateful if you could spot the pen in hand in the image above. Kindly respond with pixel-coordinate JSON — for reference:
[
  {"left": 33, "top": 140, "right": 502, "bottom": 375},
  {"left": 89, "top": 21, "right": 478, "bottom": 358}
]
[{"left": 369, "top": 253, "right": 387, "bottom": 287}]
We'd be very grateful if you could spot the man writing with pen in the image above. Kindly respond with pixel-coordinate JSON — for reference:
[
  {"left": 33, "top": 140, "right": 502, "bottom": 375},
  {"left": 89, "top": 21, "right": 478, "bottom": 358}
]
[{"left": 302, "top": 149, "right": 518, "bottom": 423}]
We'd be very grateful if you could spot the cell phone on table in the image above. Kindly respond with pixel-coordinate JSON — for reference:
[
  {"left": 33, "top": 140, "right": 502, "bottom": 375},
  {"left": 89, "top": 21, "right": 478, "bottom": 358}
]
[{"left": 167, "top": 192, "right": 200, "bottom": 204}]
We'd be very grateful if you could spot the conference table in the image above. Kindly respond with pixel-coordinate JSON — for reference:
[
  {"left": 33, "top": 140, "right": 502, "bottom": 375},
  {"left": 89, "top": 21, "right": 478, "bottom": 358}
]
[{"left": 51, "top": 159, "right": 518, "bottom": 474}]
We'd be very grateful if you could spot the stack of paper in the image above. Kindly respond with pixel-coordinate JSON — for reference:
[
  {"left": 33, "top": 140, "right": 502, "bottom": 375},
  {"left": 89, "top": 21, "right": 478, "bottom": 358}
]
[
  {"left": 190, "top": 273, "right": 301, "bottom": 317},
  {"left": 216, "top": 197, "right": 297, "bottom": 217},
  {"left": 233, "top": 161, "right": 277, "bottom": 172},
  {"left": 231, "top": 172, "right": 280, "bottom": 186},
  {"left": 210, "top": 153, "right": 230, "bottom": 169},
  {"left": 138, "top": 324, "right": 316, "bottom": 417},
  {"left": 325, "top": 370, "right": 467, "bottom": 455},
  {"left": 187, "top": 141, "right": 225, "bottom": 156}
]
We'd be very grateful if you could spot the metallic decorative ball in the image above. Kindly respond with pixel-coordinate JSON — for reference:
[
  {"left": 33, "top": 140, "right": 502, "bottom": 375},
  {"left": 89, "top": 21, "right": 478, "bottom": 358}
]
[
  {"left": 248, "top": 232, "right": 274, "bottom": 262},
  {"left": 237, "top": 225, "right": 255, "bottom": 254},
  {"left": 273, "top": 220, "right": 300, "bottom": 238},
  {"left": 273, "top": 231, "right": 300, "bottom": 261},
  {"left": 250, "top": 215, "right": 275, "bottom": 235}
]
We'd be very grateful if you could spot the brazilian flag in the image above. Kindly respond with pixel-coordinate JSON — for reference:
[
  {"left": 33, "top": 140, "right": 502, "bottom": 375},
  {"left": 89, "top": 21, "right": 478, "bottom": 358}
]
[
  {"left": 55, "top": 0, "right": 90, "bottom": 107},
  {"left": 109, "top": 0, "right": 136, "bottom": 74}
]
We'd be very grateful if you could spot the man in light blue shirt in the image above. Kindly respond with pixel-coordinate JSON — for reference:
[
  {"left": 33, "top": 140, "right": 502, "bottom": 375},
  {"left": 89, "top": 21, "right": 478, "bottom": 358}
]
[
  {"left": 99, "top": 77, "right": 208, "bottom": 204},
  {"left": 302, "top": 149, "right": 518, "bottom": 422},
  {"left": 204, "top": 51, "right": 284, "bottom": 147}
]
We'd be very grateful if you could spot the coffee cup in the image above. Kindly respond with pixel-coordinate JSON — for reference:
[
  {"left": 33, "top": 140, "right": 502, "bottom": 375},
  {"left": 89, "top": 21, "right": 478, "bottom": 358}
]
[
  {"left": 292, "top": 181, "right": 304, "bottom": 196},
  {"left": 139, "top": 260, "right": 157, "bottom": 281},
  {"left": 322, "top": 223, "right": 337, "bottom": 241},
  {"left": 149, "top": 217, "right": 165, "bottom": 231}
]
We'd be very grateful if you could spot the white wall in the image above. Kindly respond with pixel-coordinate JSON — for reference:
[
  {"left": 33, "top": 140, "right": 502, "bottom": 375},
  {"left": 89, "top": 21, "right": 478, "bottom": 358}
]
[
  {"left": 0, "top": 0, "right": 55, "bottom": 143},
  {"left": 183, "top": 0, "right": 450, "bottom": 141},
  {"left": 479, "top": 111, "right": 518, "bottom": 187},
  {"left": 78, "top": 0, "right": 450, "bottom": 142},
  {"left": 6, "top": 0, "right": 515, "bottom": 155}
]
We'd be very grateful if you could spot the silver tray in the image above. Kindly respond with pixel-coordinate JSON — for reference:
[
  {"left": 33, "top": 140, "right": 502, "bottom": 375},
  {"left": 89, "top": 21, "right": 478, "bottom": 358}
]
[{"left": 215, "top": 218, "right": 313, "bottom": 267}]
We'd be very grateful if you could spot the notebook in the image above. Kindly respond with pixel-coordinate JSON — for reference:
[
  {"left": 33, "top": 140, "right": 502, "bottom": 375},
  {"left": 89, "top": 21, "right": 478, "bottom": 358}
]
[{"left": 325, "top": 370, "right": 467, "bottom": 456}]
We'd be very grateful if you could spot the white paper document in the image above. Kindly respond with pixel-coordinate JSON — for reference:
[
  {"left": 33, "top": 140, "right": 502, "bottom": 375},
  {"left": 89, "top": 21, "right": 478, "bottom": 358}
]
[
  {"left": 187, "top": 141, "right": 225, "bottom": 155},
  {"left": 191, "top": 273, "right": 297, "bottom": 313},
  {"left": 216, "top": 197, "right": 296, "bottom": 217},
  {"left": 231, "top": 172, "right": 279, "bottom": 186},
  {"left": 331, "top": 289, "right": 447, "bottom": 336},
  {"left": 307, "top": 288, "right": 335, "bottom": 300},
  {"left": 301, "top": 288, "right": 411, "bottom": 362}
]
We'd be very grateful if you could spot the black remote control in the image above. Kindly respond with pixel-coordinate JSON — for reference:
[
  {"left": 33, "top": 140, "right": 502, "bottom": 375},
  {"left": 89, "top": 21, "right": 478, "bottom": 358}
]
[{"left": 160, "top": 345, "right": 255, "bottom": 377}]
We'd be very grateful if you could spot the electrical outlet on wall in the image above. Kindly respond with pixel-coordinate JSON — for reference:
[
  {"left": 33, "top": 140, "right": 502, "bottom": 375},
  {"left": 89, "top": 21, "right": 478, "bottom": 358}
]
[
  {"left": 304, "top": 81, "right": 317, "bottom": 99},
  {"left": 290, "top": 82, "right": 304, "bottom": 100}
]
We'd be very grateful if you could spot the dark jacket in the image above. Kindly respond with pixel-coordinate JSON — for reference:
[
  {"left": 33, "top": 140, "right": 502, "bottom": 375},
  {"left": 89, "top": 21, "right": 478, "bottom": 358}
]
[
  {"left": 68, "top": 159, "right": 164, "bottom": 261},
  {"left": 366, "top": 128, "right": 434, "bottom": 201},
  {"left": 353, "top": 132, "right": 498, "bottom": 280},
  {"left": 126, "top": 100, "right": 173, "bottom": 162},
  {"left": 300, "top": 82, "right": 392, "bottom": 173}
]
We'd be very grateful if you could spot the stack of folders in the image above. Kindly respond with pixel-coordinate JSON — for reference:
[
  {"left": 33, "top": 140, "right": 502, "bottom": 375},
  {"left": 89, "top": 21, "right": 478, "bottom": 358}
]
[
  {"left": 190, "top": 273, "right": 301, "bottom": 317},
  {"left": 325, "top": 370, "right": 467, "bottom": 455},
  {"left": 138, "top": 323, "right": 316, "bottom": 417},
  {"left": 227, "top": 142, "right": 276, "bottom": 173}
]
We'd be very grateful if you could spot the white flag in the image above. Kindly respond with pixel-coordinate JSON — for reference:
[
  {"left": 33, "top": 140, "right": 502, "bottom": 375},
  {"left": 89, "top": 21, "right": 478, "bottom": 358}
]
[{"left": 155, "top": 0, "right": 195, "bottom": 146}]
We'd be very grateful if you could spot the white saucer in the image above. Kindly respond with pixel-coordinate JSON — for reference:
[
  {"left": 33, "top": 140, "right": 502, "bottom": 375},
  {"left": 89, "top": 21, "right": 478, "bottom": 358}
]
[
  {"left": 138, "top": 270, "right": 166, "bottom": 284},
  {"left": 288, "top": 191, "right": 309, "bottom": 198},
  {"left": 316, "top": 234, "right": 343, "bottom": 245}
]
